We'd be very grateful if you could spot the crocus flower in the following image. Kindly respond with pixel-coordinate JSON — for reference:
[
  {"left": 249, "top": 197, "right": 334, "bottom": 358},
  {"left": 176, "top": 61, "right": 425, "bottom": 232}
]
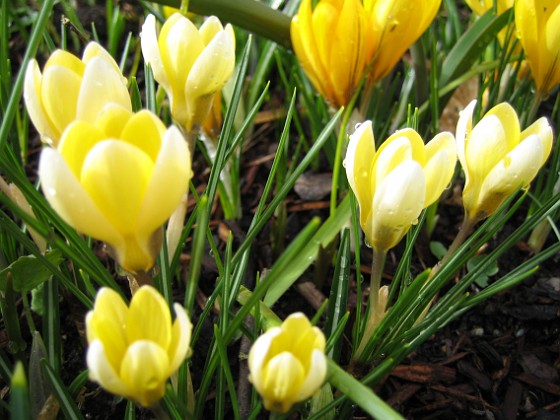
[
  {"left": 39, "top": 107, "right": 192, "bottom": 274},
  {"left": 515, "top": 0, "right": 560, "bottom": 94},
  {"left": 141, "top": 13, "right": 235, "bottom": 132},
  {"left": 364, "top": 0, "right": 441, "bottom": 85},
  {"left": 86, "top": 286, "right": 192, "bottom": 407},
  {"left": 291, "top": 0, "right": 376, "bottom": 108},
  {"left": 248, "top": 313, "right": 327, "bottom": 413},
  {"left": 456, "top": 100, "right": 553, "bottom": 222},
  {"left": 345, "top": 121, "right": 456, "bottom": 252},
  {"left": 24, "top": 42, "right": 131, "bottom": 146}
]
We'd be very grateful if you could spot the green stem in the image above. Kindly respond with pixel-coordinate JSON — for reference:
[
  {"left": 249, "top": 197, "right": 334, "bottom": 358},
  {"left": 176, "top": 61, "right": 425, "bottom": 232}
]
[
  {"left": 354, "top": 248, "right": 387, "bottom": 360},
  {"left": 524, "top": 90, "right": 544, "bottom": 127},
  {"left": 329, "top": 106, "right": 351, "bottom": 215},
  {"left": 151, "top": 0, "right": 292, "bottom": 49}
]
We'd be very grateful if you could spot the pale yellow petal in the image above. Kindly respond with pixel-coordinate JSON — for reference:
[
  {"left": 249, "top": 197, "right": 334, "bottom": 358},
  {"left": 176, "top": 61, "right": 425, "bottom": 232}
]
[
  {"left": 38, "top": 147, "right": 123, "bottom": 246},
  {"left": 76, "top": 55, "right": 132, "bottom": 123},
  {"left": 120, "top": 340, "right": 169, "bottom": 407},
  {"left": 40, "top": 65, "right": 81, "bottom": 135},
  {"left": 126, "top": 286, "right": 172, "bottom": 349},
  {"left": 58, "top": 121, "right": 105, "bottom": 178},
  {"left": 141, "top": 14, "right": 171, "bottom": 91},
  {"left": 119, "top": 110, "right": 165, "bottom": 162},
  {"left": 296, "top": 349, "right": 327, "bottom": 401},
  {"left": 345, "top": 121, "right": 375, "bottom": 224},
  {"left": 87, "top": 340, "right": 129, "bottom": 397},
  {"left": 80, "top": 140, "right": 153, "bottom": 234},
  {"left": 23, "top": 60, "right": 58, "bottom": 144},
  {"left": 167, "top": 303, "right": 193, "bottom": 373},
  {"left": 137, "top": 125, "right": 191, "bottom": 234},
  {"left": 368, "top": 161, "right": 425, "bottom": 251},
  {"left": 261, "top": 352, "right": 305, "bottom": 413}
]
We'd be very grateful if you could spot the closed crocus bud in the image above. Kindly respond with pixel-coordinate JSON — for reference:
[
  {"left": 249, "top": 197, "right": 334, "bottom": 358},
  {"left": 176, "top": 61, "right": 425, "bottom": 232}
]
[
  {"left": 456, "top": 100, "right": 553, "bottom": 223},
  {"left": 39, "top": 107, "right": 192, "bottom": 274},
  {"left": 248, "top": 313, "right": 327, "bottom": 413},
  {"left": 345, "top": 121, "right": 456, "bottom": 252},
  {"left": 141, "top": 13, "right": 235, "bottom": 132},
  {"left": 515, "top": 0, "right": 560, "bottom": 94},
  {"left": 24, "top": 42, "right": 131, "bottom": 147},
  {"left": 86, "top": 286, "right": 192, "bottom": 407},
  {"left": 291, "top": 0, "right": 376, "bottom": 108},
  {"left": 364, "top": 0, "right": 441, "bottom": 84}
]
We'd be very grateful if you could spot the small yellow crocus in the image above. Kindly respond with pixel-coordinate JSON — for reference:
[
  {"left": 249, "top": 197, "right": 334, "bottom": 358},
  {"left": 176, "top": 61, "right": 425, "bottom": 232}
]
[
  {"left": 364, "top": 0, "right": 442, "bottom": 84},
  {"left": 291, "top": 0, "right": 377, "bottom": 108},
  {"left": 24, "top": 42, "right": 131, "bottom": 147},
  {"left": 141, "top": 13, "right": 235, "bottom": 133},
  {"left": 248, "top": 313, "right": 327, "bottom": 413},
  {"left": 38, "top": 107, "right": 192, "bottom": 274},
  {"left": 456, "top": 100, "right": 553, "bottom": 223},
  {"left": 345, "top": 121, "right": 456, "bottom": 252},
  {"left": 86, "top": 286, "right": 192, "bottom": 407},
  {"left": 515, "top": 0, "right": 560, "bottom": 94}
]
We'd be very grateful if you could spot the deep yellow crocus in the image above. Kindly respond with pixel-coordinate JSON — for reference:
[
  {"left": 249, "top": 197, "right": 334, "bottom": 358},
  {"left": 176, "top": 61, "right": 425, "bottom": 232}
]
[
  {"left": 291, "top": 0, "right": 377, "bottom": 108},
  {"left": 141, "top": 13, "right": 235, "bottom": 132},
  {"left": 515, "top": 0, "right": 560, "bottom": 94},
  {"left": 364, "top": 0, "right": 441, "bottom": 84},
  {"left": 39, "top": 107, "right": 192, "bottom": 274},
  {"left": 345, "top": 121, "right": 456, "bottom": 252},
  {"left": 456, "top": 100, "right": 553, "bottom": 223},
  {"left": 86, "top": 286, "right": 192, "bottom": 407},
  {"left": 24, "top": 42, "right": 131, "bottom": 147},
  {"left": 248, "top": 313, "right": 327, "bottom": 413}
]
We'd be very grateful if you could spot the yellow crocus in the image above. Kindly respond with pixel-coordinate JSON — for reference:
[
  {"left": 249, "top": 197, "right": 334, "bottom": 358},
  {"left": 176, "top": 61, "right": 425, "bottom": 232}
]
[
  {"left": 23, "top": 42, "right": 131, "bottom": 147},
  {"left": 86, "top": 286, "right": 192, "bottom": 407},
  {"left": 248, "top": 313, "right": 327, "bottom": 413},
  {"left": 364, "top": 0, "right": 441, "bottom": 84},
  {"left": 456, "top": 100, "right": 553, "bottom": 223},
  {"left": 141, "top": 13, "right": 235, "bottom": 132},
  {"left": 515, "top": 0, "right": 560, "bottom": 94},
  {"left": 345, "top": 121, "right": 456, "bottom": 252},
  {"left": 291, "top": 0, "right": 377, "bottom": 108},
  {"left": 38, "top": 107, "right": 192, "bottom": 274}
]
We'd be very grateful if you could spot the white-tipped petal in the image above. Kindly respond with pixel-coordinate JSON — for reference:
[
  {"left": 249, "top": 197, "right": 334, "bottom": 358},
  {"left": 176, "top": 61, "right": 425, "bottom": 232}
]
[
  {"left": 87, "top": 340, "right": 129, "bottom": 396},
  {"left": 296, "top": 349, "right": 327, "bottom": 400},
  {"left": 77, "top": 56, "right": 132, "bottom": 122},
  {"left": 168, "top": 303, "right": 193, "bottom": 373},
  {"left": 138, "top": 125, "right": 191, "bottom": 231},
  {"left": 24, "top": 60, "right": 58, "bottom": 143},
  {"left": 38, "top": 147, "right": 122, "bottom": 246},
  {"left": 141, "top": 14, "right": 171, "bottom": 91}
]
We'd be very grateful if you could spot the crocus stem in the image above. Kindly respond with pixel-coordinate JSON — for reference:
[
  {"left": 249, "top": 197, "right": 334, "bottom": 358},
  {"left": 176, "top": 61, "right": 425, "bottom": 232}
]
[
  {"left": 150, "top": 0, "right": 292, "bottom": 49},
  {"left": 524, "top": 90, "right": 544, "bottom": 128},
  {"left": 330, "top": 106, "right": 350, "bottom": 216},
  {"left": 438, "top": 215, "right": 476, "bottom": 269},
  {"left": 354, "top": 248, "right": 387, "bottom": 360}
]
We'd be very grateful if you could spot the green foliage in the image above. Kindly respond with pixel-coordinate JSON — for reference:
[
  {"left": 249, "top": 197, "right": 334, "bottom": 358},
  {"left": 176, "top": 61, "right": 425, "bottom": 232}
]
[{"left": 1, "top": 0, "right": 559, "bottom": 418}]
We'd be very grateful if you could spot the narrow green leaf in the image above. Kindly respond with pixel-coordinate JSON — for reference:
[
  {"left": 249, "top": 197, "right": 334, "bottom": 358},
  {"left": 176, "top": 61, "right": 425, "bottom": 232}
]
[
  {"left": 326, "top": 358, "right": 403, "bottom": 420},
  {"left": 264, "top": 195, "right": 351, "bottom": 306},
  {"left": 40, "top": 359, "right": 84, "bottom": 420}
]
